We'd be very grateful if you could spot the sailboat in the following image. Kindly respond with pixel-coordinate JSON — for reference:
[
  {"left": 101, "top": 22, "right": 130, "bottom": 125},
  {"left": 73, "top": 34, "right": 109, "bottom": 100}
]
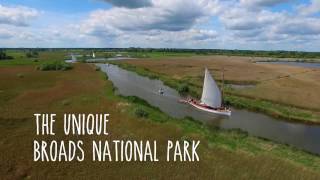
[
  {"left": 71, "top": 54, "right": 77, "bottom": 62},
  {"left": 72, "top": 54, "right": 76, "bottom": 61},
  {"left": 158, "top": 87, "right": 165, "bottom": 95},
  {"left": 181, "top": 68, "right": 231, "bottom": 116}
]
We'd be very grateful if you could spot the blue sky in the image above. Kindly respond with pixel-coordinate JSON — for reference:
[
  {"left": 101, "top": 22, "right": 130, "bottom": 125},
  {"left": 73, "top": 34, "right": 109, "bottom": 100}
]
[
  {"left": 0, "top": 0, "right": 319, "bottom": 51},
  {"left": 0, "top": 0, "right": 111, "bottom": 13}
]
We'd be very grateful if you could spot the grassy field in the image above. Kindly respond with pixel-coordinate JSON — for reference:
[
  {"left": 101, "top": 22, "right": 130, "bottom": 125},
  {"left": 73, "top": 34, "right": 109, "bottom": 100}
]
[
  {"left": 0, "top": 50, "right": 67, "bottom": 66},
  {"left": 113, "top": 56, "right": 320, "bottom": 123},
  {"left": 1, "top": 61, "right": 320, "bottom": 179}
]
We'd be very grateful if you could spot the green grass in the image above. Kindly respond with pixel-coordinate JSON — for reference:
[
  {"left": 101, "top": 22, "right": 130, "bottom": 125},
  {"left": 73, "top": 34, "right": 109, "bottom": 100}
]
[
  {"left": 38, "top": 60, "right": 73, "bottom": 71},
  {"left": 88, "top": 51, "right": 197, "bottom": 59},
  {"left": 224, "top": 95, "right": 319, "bottom": 123},
  {"left": 111, "top": 61, "right": 320, "bottom": 123},
  {"left": 0, "top": 59, "right": 41, "bottom": 66},
  {"left": 0, "top": 50, "right": 67, "bottom": 66},
  {"left": 127, "top": 52, "right": 197, "bottom": 58}
]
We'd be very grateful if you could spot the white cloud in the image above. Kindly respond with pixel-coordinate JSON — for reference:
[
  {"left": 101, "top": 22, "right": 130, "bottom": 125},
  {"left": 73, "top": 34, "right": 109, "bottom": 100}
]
[
  {"left": 206, "top": 0, "right": 320, "bottom": 51},
  {"left": 69, "top": 0, "right": 320, "bottom": 51},
  {"left": 73, "top": 0, "right": 222, "bottom": 48},
  {"left": 112, "top": 29, "right": 218, "bottom": 48},
  {"left": 0, "top": 4, "right": 39, "bottom": 26},
  {"left": 274, "top": 17, "right": 320, "bottom": 35},
  {"left": 218, "top": 3, "right": 285, "bottom": 31},
  {"left": 0, "top": 28, "right": 14, "bottom": 39},
  {"left": 240, "top": 0, "right": 291, "bottom": 7},
  {"left": 298, "top": 0, "right": 320, "bottom": 16},
  {"left": 81, "top": 0, "right": 211, "bottom": 33}
]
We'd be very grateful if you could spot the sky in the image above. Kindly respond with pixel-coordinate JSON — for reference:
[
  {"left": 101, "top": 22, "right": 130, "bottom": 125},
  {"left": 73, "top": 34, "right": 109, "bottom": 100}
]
[{"left": 0, "top": 0, "right": 319, "bottom": 51}]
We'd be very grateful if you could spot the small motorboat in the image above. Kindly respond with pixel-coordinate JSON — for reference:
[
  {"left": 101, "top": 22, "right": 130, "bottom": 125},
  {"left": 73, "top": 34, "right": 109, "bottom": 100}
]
[
  {"left": 158, "top": 88, "right": 165, "bottom": 95},
  {"left": 180, "top": 68, "right": 231, "bottom": 116}
]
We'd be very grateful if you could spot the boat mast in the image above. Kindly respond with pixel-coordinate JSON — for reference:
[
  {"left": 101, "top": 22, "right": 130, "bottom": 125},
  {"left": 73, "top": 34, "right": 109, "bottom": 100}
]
[{"left": 221, "top": 67, "right": 225, "bottom": 107}]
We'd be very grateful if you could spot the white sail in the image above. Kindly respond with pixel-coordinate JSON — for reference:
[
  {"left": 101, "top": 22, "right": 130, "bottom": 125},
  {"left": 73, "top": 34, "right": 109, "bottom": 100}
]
[
  {"left": 201, "top": 68, "right": 222, "bottom": 108},
  {"left": 71, "top": 54, "right": 76, "bottom": 61}
]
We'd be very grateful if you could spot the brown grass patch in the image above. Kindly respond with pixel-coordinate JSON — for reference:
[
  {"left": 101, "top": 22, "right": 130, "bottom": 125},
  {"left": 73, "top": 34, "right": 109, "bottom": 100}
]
[{"left": 122, "top": 56, "right": 320, "bottom": 111}]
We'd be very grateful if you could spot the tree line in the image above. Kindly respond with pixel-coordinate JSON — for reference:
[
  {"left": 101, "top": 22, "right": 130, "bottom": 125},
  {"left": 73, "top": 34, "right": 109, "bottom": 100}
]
[{"left": 2, "top": 48, "right": 320, "bottom": 59}]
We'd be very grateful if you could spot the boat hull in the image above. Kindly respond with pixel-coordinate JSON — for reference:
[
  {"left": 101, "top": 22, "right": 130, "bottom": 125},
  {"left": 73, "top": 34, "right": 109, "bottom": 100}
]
[{"left": 180, "top": 100, "right": 231, "bottom": 116}]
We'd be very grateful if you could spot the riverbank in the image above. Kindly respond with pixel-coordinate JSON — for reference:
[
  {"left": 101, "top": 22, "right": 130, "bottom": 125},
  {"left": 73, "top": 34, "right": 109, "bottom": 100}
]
[
  {"left": 110, "top": 60, "right": 320, "bottom": 124},
  {"left": 118, "top": 93, "right": 320, "bottom": 171}
]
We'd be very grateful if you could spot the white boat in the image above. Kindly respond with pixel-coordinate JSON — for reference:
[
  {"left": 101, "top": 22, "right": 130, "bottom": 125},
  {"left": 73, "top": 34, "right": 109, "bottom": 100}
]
[
  {"left": 71, "top": 54, "right": 77, "bottom": 61},
  {"left": 66, "top": 54, "right": 77, "bottom": 63},
  {"left": 158, "top": 88, "right": 165, "bottom": 95},
  {"left": 181, "top": 68, "right": 231, "bottom": 116}
]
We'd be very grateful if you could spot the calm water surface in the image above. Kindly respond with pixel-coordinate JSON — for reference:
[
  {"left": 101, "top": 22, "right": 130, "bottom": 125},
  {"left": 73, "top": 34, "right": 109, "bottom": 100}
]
[
  {"left": 97, "top": 63, "right": 320, "bottom": 155},
  {"left": 87, "top": 57, "right": 135, "bottom": 62}
]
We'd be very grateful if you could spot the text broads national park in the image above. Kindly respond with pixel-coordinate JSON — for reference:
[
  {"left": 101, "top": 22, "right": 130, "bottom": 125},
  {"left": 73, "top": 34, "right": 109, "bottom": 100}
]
[{"left": 33, "top": 113, "right": 200, "bottom": 162}]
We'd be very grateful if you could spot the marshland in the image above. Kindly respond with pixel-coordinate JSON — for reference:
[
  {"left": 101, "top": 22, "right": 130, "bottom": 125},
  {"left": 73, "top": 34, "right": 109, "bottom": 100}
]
[{"left": 1, "top": 49, "right": 320, "bottom": 179}]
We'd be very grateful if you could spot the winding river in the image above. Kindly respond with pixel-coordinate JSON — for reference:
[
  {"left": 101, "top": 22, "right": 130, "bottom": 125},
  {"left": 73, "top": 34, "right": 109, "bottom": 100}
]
[{"left": 97, "top": 63, "right": 320, "bottom": 155}]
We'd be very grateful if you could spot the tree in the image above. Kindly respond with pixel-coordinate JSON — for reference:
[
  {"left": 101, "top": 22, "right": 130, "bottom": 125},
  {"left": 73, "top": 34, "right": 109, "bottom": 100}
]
[
  {"left": 0, "top": 50, "right": 13, "bottom": 60},
  {"left": 26, "top": 50, "right": 39, "bottom": 58}
]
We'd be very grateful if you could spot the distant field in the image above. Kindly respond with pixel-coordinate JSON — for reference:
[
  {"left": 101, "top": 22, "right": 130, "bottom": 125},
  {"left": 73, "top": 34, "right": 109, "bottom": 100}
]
[
  {"left": 0, "top": 50, "right": 196, "bottom": 66},
  {"left": 0, "top": 50, "right": 67, "bottom": 66},
  {"left": 128, "top": 51, "right": 197, "bottom": 58},
  {"left": 1, "top": 62, "right": 320, "bottom": 179},
  {"left": 91, "top": 51, "right": 197, "bottom": 59},
  {"left": 2, "top": 49, "right": 319, "bottom": 65}
]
